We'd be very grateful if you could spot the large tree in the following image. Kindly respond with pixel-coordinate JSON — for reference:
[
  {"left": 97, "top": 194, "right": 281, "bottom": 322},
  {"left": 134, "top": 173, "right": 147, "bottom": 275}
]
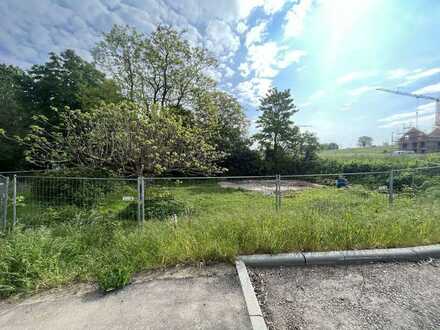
[
  {"left": 92, "top": 25, "right": 217, "bottom": 109},
  {"left": 254, "top": 88, "right": 299, "bottom": 170},
  {"left": 253, "top": 88, "right": 320, "bottom": 173},
  {"left": 21, "top": 49, "right": 121, "bottom": 124},
  {"left": 8, "top": 102, "right": 224, "bottom": 176},
  {"left": 0, "top": 64, "right": 29, "bottom": 170},
  {"left": 358, "top": 136, "right": 373, "bottom": 148}
]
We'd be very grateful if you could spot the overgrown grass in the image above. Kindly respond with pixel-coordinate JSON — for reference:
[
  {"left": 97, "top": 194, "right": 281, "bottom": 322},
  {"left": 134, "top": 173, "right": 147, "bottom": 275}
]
[{"left": 1, "top": 183, "right": 439, "bottom": 297}]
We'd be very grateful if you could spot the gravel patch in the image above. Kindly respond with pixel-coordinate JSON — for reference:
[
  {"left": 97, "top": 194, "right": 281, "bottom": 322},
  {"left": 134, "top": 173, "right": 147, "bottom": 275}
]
[
  {"left": 219, "top": 180, "right": 321, "bottom": 195},
  {"left": 249, "top": 260, "right": 440, "bottom": 330}
]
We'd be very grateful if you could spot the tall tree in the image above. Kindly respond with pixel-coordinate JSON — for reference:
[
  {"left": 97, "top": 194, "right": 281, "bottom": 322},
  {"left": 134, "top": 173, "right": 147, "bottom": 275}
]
[
  {"left": 254, "top": 88, "right": 299, "bottom": 171},
  {"left": 0, "top": 64, "right": 29, "bottom": 170},
  {"left": 21, "top": 49, "right": 121, "bottom": 124},
  {"left": 358, "top": 136, "right": 373, "bottom": 148},
  {"left": 93, "top": 25, "right": 217, "bottom": 109}
]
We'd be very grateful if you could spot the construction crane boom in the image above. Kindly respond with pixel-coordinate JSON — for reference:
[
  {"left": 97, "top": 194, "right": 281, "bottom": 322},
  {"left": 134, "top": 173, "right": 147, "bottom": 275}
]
[
  {"left": 376, "top": 88, "right": 440, "bottom": 102},
  {"left": 376, "top": 87, "right": 440, "bottom": 128}
]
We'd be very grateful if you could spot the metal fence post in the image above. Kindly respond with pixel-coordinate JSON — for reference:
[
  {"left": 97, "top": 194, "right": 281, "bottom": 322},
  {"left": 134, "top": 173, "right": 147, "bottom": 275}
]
[
  {"left": 141, "top": 176, "right": 145, "bottom": 224},
  {"left": 389, "top": 169, "right": 394, "bottom": 205},
  {"left": 137, "top": 177, "right": 141, "bottom": 223},
  {"left": 3, "top": 177, "right": 9, "bottom": 230},
  {"left": 275, "top": 174, "right": 281, "bottom": 211},
  {"left": 12, "top": 175, "right": 17, "bottom": 227}
]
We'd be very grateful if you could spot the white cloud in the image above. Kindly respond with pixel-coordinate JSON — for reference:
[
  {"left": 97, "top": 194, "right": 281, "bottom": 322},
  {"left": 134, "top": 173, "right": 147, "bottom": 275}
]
[
  {"left": 283, "top": 0, "right": 312, "bottom": 38},
  {"left": 262, "top": 0, "right": 287, "bottom": 14},
  {"left": 340, "top": 102, "right": 354, "bottom": 112},
  {"left": 219, "top": 63, "right": 235, "bottom": 78},
  {"left": 236, "top": 21, "right": 248, "bottom": 33},
  {"left": 205, "top": 20, "right": 240, "bottom": 59},
  {"left": 242, "top": 41, "right": 306, "bottom": 79},
  {"left": 308, "top": 89, "right": 326, "bottom": 100},
  {"left": 404, "top": 68, "right": 440, "bottom": 83},
  {"left": 239, "top": 62, "right": 251, "bottom": 77},
  {"left": 245, "top": 20, "right": 268, "bottom": 47},
  {"left": 387, "top": 67, "right": 440, "bottom": 86},
  {"left": 277, "top": 49, "right": 307, "bottom": 68},
  {"left": 386, "top": 68, "right": 411, "bottom": 80},
  {"left": 0, "top": 0, "right": 249, "bottom": 68},
  {"left": 378, "top": 102, "right": 436, "bottom": 128},
  {"left": 413, "top": 82, "right": 440, "bottom": 95},
  {"left": 348, "top": 85, "right": 376, "bottom": 97},
  {"left": 238, "top": 0, "right": 288, "bottom": 18},
  {"left": 235, "top": 77, "right": 272, "bottom": 106},
  {"left": 336, "top": 71, "right": 377, "bottom": 85}
]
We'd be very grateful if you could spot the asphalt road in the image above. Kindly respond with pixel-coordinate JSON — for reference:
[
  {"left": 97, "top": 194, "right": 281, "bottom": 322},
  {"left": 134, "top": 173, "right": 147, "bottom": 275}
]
[
  {"left": 250, "top": 259, "right": 440, "bottom": 330},
  {"left": 0, "top": 264, "right": 251, "bottom": 330}
]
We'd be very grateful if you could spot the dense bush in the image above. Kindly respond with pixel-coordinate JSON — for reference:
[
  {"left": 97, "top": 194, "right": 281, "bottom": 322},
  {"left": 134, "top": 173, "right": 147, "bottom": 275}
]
[
  {"left": 118, "top": 187, "right": 191, "bottom": 220},
  {"left": 96, "top": 253, "right": 133, "bottom": 292}
]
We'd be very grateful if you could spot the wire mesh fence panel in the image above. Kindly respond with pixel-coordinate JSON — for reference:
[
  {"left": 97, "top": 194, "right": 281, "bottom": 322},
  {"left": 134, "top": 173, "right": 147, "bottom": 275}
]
[
  {"left": 0, "top": 175, "right": 8, "bottom": 231},
  {"left": 15, "top": 176, "right": 139, "bottom": 226},
  {"left": 278, "top": 172, "right": 403, "bottom": 250},
  {"left": 144, "top": 176, "right": 278, "bottom": 222},
  {"left": 4, "top": 166, "right": 440, "bottom": 234}
]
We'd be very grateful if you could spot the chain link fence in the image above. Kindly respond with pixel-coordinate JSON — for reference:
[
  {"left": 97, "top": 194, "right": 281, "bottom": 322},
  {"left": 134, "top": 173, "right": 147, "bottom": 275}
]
[{"left": 1, "top": 166, "right": 439, "bottom": 231}]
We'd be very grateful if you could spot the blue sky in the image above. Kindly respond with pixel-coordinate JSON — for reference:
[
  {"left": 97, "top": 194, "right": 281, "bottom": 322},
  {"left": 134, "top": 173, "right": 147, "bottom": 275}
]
[{"left": 1, "top": 0, "right": 440, "bottom": 147}]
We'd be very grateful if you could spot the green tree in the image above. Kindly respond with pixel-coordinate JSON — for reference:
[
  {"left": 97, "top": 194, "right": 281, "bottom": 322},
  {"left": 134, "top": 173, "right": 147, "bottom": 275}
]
[
  {"left": 13, "top": 102, "right": 224, "bottom": 176},
  {"left": 358, "top": 136, "right": 373, "bottom": 148},
  {"left": 93, "top": 25, "right": 217, "bottom": 108},
  {"left": 192, "top": 90, "right": 253, "bottom": 175},
  {"left": 254, "top": 88, "right": 299, "bottom": 171},
  {"left": 0, "top": 64, "right": 30, "bottom": 170},
  {"left": 21, "top": 49, "right": 121, "bottom": 124},
  {"left": 320, "top": 142, "right": 339, "bottom": 150}
]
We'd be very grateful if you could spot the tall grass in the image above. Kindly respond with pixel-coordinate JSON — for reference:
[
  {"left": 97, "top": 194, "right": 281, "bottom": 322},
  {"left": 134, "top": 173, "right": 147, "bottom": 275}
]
[{"left": 1, "top": 184, "right": 439, "bottom": 297}]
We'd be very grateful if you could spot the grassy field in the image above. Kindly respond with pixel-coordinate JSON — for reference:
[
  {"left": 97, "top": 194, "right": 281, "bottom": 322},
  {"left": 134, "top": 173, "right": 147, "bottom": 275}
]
[
  {"left": 1, "top": 179, "right": 440, "bottom": 297},
  {"left": 317, "top": 147, "right": 440, "bottom": 175},
  {"left": 319, "top": 146, "right": 398, "bottom": 159}
]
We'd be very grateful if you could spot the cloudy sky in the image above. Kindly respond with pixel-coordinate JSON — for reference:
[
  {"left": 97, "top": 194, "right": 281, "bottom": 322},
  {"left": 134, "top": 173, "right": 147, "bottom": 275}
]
[{"left": 1, "top": 0, "right": 440, "bottom": 147}]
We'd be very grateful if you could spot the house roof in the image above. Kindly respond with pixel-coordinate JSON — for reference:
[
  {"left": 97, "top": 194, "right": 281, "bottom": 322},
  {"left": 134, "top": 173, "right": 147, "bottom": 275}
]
[
  {"left": 404, "top": 127, "right": 427, "bottom": 136},
  {"left": 399, "top": 127, "right": 428, "bottom": 142},
  {"left": 428, "top": 127, "right": 440, "bottom": 137}
]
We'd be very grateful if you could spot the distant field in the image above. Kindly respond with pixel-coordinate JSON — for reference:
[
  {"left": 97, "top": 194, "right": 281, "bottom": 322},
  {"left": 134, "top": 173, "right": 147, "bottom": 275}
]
[
  {"left": 319, "top": 146, "right": 398, "bottom": 159},
  {"left": 320, "top": 146, "right": 440, "bottom": 162}
]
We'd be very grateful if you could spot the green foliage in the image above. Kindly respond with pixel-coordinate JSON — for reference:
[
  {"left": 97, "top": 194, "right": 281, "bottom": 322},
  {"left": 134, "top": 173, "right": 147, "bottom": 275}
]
[
  {"left": 118, "top": 188, "right": 191, "bottom": 220},
  {"left": 96, "top": 254, "right": 133, "bottom": 292},
  {"left": 0, "top": 64, "right": 29, "bottom": 171},
  {"left": 21, "top": 50, "right": 121, "bottom": 123},
  {"left": 253, "top": 88, "right": 320, "bottom": 173},
  {"left": 358, "top": 136, "right": 373, "bottom": 147},
  {"left": 17, "top": 102, "right": 224, "bottom": 176},
  {"left": 320, "top": 142, "right": 339, "bottom": 150},
  {"left": 29, "top": 168, "right": 115, "bottom": 208},
  {"left": 1, "top": 182, "right": 439, "bottom": 297},
  {"left": 93, "top": 25, "right": 216, "bottom": 108}
]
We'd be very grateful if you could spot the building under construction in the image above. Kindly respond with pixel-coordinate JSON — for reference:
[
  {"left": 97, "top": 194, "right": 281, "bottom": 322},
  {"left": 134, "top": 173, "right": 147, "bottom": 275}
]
[
  {"left": 377, "top": 88, "right": 440, "bottom": 153},
  {"left": 398, "top": 127, "right": 440, "bottom": 153}
]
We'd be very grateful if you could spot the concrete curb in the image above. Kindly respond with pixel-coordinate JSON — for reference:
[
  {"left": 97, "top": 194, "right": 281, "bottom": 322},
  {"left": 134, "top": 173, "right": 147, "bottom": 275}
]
[
  {"left": 236, "top": 244, "right": 440, "bottom": 329},
  {"left": 238, "top": 244, "right": 440, "bottom": 267},
  {"left": 235, "top": 260, "right": 267, "bottom": 330}
]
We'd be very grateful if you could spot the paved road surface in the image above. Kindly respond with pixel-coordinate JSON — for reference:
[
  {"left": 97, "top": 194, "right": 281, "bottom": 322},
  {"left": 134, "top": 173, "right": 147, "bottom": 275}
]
[
  {"left": 250, "top": 260, "right": 440, "bottom": 330},
  {"left": 0, "top": 264, "right": 251, "bottom": 330}
]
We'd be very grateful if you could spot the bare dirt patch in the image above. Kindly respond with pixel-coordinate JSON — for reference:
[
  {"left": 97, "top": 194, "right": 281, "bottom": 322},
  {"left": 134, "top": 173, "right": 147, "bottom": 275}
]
[
  {"left": 218, "top": 180, "right": 321, "bottom": 195},
  {"left": 250, "top": 260, "right": 440, "bottom": 330}
]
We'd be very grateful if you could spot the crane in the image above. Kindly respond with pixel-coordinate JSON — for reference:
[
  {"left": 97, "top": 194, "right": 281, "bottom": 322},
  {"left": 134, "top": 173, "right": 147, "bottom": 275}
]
[{"left": 376, "top": 88, "right": 440, "bottom": 128}]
